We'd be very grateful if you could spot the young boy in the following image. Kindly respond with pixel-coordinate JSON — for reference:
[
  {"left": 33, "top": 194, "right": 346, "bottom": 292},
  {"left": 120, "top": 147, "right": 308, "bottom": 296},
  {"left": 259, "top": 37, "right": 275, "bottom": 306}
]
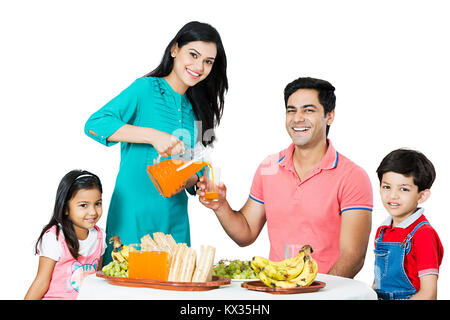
[{"left": 374, "top": 148, "right": 443, "bottom": 300}]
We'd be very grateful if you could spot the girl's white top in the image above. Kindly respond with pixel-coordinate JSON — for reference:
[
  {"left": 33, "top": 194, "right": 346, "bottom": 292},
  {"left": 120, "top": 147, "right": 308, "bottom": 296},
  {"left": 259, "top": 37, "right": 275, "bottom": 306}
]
[{"left": 37, "top": 226, "right": 107, "bottom": 261}]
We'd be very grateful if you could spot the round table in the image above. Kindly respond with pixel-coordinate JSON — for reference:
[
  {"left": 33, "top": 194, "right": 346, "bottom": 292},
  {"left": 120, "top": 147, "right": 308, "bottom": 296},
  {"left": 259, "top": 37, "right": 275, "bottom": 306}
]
[{"left": 77, "top": 273, "right": 377, "bottom": 300}]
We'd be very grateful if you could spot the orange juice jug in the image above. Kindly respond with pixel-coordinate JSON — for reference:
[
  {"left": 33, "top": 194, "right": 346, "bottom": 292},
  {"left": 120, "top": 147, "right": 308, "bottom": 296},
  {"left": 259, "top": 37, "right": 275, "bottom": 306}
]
[
  {"left": 147, "top": 159, "right": 209, "bottom": 197},
  {"left": 147, "top": 144, "right": 216, "bottom": 198}
]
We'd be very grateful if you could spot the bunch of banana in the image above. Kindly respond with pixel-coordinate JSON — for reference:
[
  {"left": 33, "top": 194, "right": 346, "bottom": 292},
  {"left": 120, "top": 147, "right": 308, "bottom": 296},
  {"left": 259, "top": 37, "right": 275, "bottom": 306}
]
[
  {"left": 250, "top": 256, "right": 270, "bottom": 273},
  {"left": 109, "top": 236, "right": 129, "bottom": 263},
  {"left": 250, "top": 244, "right": 318, "bottom": 288}
]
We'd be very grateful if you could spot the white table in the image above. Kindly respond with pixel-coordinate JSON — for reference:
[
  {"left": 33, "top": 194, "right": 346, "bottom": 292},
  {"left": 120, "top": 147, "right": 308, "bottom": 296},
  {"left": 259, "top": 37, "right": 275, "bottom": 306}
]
[{"left": 77, "top": 273, "right": 377, "bottom": 300}]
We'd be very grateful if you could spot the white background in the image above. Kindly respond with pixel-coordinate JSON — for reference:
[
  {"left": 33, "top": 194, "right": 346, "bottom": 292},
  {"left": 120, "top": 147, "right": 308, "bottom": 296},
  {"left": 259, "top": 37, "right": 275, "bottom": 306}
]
[{"left": 1, "top": 0, "right": 449, "bottom": 299}]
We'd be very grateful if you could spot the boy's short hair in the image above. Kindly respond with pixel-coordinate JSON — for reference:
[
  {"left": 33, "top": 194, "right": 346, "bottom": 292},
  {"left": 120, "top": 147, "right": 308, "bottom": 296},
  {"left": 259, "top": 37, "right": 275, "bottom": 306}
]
[{"left": 376, "top": 148, "right": 436, "bottom": 192}]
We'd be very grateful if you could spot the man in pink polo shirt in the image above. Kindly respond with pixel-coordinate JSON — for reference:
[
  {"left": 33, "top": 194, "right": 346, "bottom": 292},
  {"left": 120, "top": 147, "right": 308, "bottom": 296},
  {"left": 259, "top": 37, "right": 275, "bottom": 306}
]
[{"left": 198, "top": 77, "right": 373, "bottom": 278}]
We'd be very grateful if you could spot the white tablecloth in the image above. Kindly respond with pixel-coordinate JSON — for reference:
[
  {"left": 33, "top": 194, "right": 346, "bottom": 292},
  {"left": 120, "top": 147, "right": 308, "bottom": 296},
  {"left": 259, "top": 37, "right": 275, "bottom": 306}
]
[{"left": 77, "top": 273, "right": 377, "bottom": 300}]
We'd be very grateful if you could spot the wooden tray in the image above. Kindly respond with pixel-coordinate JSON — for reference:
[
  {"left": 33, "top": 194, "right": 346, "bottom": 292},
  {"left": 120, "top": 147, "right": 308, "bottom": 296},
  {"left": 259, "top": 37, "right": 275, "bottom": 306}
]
[
  {"left": 241, "top": 280, "right": 326, "bottom": 294},
  {"left": 96, "top": 271, "right": 231, "bottom": 291}
]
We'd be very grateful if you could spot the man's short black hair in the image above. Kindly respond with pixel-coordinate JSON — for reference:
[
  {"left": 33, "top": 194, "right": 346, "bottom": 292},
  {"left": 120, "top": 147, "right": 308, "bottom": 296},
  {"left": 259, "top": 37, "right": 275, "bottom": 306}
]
[
  {"left": 284, "top": 77, "right": 336, "bottom": 113},
  {"left": 376, "top": 148, "right": 436, "bottom": 192},
  {"left": 284, "top": 77, "right": 336, "bottom": 136}
]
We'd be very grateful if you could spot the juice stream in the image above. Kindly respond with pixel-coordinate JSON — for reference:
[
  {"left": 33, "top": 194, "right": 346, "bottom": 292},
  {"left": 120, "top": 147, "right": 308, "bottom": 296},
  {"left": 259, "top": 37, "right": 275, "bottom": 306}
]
[{"left": 204, "top": 163, "right": 219, "bottom": 200}]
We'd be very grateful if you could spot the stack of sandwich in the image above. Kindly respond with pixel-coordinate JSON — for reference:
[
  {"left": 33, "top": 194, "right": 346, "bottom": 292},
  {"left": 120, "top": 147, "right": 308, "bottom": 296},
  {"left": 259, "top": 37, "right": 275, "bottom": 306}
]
[{"left": 140, "top": 232, "right": 216, "bottom": 283}]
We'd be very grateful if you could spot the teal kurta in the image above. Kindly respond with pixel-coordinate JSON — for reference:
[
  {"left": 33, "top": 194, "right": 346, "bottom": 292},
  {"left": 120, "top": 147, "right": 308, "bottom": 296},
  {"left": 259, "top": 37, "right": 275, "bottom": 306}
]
[{"left": 85, "top": 77, "right": 198, "bottom": 264}]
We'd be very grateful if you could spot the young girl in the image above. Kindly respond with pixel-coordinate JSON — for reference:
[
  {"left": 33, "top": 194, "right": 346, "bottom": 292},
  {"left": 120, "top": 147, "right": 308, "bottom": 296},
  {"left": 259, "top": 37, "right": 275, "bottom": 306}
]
[
  {"left": 84, "top": 21, "right": 228, "bottom": 265},
  {"left": 25, "top": 170, "right": 106, "bottom": 300}
]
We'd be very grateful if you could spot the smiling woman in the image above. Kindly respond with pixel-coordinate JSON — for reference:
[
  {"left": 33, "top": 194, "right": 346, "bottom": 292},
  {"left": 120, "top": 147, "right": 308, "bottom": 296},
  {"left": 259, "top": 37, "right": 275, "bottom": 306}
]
[
  {"left": 84, "top": 21, "right": 229, "bottom": 266},
  {"left": 166, "top": 42, "right": 217, "bottom": 93},
  {"left": 144, "top": 21, "right": 228, "bottom": 146}
]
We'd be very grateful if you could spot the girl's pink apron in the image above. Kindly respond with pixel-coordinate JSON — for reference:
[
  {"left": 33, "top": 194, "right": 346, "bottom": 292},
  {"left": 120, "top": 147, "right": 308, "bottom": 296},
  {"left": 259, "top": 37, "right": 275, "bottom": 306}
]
[{"left": 42, "top": 225, "right": 103, "bottom": 300}]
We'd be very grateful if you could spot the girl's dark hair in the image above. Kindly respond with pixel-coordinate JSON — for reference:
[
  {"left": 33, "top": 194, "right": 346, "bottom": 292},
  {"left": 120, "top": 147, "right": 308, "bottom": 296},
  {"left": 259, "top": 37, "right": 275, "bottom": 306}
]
[
  {"left": 284, "top": 77, "right": 336, "bottom": 137},
  {"left": 144, "top": 21, "right": 228, "bottom": 146},
  {"left": 35, "top": 170, "right": 103, "bottom": 259},
  {"left": 376, "top": 148, "right": 436, "bottom": 192}
]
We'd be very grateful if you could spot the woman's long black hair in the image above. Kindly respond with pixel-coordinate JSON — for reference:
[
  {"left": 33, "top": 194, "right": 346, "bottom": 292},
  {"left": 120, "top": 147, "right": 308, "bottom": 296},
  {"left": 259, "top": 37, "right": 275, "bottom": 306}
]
[
  {"left": 144, "top": 21, "right": 228, "bottom": 146},
  {"left": 35, "top": 170, "right": 103, "bottom": 259}
]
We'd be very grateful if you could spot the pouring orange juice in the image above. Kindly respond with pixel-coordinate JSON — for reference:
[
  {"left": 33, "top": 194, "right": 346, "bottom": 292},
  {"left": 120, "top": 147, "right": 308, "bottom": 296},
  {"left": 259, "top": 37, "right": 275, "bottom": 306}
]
[
  {"left": 203, "top": 165, "right": 220, "bottom": 201},
  {"left": 147, "top": 144, "right": 219, "bottom": 199}
]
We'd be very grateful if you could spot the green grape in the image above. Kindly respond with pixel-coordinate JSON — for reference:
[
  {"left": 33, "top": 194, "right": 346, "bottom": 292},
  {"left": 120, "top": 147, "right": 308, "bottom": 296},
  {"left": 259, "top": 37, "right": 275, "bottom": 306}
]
[
  {"left": 216, "top": 269, "right": 227, "bottom": 277},
  {"left": 213, "top": 259, "right": 256, "bottom": 279},
  {"left": 100, "top": 260, "right": 128, "bottom": 277},
  {"left": 228, "top": 265, "right": 237, "bottom": 273},
  {"left": 102, "top": 262, "right": 114, "bottom": 274}
]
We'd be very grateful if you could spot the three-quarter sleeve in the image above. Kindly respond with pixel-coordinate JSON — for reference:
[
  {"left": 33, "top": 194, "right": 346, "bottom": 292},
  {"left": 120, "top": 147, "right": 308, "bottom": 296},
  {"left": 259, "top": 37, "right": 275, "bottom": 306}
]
[{"left": 84, "top": 78, "right": 145, "bottom": 146}]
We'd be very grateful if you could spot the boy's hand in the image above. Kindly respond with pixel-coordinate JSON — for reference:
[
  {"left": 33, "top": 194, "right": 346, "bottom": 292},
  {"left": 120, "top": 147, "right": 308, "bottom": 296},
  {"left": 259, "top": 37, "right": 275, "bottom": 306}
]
[{"left": 197, "top": 176, "right": 227, "bottom": 210}]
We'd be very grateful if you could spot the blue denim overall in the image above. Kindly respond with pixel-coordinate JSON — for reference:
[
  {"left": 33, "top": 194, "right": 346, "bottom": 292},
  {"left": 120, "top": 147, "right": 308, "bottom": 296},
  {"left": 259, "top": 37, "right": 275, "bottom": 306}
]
[{"left": 374, "top": 221, "right": 430, "bottom": 300}]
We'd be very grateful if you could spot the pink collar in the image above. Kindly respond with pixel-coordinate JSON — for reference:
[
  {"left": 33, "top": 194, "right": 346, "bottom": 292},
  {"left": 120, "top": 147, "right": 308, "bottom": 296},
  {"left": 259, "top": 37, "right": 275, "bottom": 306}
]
[{"left": 278, "top": 139, "right": 339, "bottom": 173}]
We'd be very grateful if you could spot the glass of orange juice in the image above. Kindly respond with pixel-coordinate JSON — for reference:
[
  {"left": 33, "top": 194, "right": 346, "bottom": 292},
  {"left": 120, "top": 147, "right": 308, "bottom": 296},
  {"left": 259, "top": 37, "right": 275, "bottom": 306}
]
[
  {"left": 128, "top": 244, "right": 168, "bottom": 281},
  {"left": 203, "top": 166, "right": 220, "bottom": 201}
]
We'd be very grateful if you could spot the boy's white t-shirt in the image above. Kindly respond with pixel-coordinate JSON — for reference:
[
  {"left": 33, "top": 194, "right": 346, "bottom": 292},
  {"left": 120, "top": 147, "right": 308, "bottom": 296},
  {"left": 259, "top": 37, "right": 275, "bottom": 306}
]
[{"left": 38, "top": 226, "right": 107, "bottom": 261}]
